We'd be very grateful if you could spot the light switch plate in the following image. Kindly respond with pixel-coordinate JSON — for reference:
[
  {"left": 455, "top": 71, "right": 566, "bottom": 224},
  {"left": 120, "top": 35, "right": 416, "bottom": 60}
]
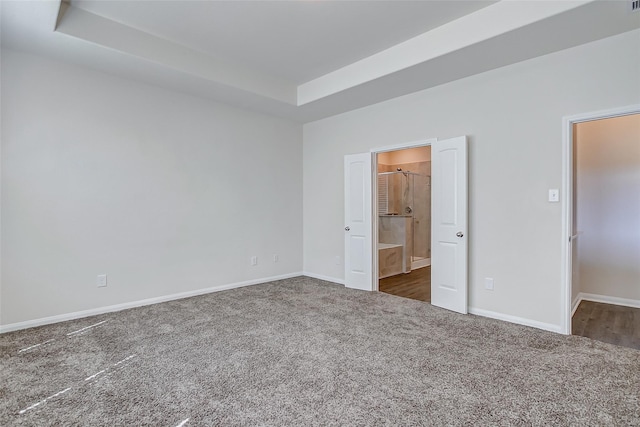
[{"left": 548, "top": 189, "right": 559, "bottom": 202}]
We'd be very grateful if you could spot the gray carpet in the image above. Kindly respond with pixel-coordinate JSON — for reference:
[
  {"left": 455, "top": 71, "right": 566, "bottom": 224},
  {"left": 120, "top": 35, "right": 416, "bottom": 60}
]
[{"left": 1, "top": 276, "right": 639, "bottom": 426}]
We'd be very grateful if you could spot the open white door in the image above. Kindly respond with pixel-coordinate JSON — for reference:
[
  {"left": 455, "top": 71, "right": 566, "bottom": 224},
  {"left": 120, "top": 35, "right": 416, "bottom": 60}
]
[
  {"left": 431, "top": 136, "right": 468, "bottom": 313},
  {"left": 344, "top": 153, "right": 372, "bottom": 291}
]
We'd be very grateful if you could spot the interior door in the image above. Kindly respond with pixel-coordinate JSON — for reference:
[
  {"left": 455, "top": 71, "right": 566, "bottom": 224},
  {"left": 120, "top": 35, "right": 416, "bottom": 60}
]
[
  {"left": 431, "top": 136, "right": 468, "bottom": 313},
  {"left": 344, "top": 153, "right": 372, "bottom": 291}
]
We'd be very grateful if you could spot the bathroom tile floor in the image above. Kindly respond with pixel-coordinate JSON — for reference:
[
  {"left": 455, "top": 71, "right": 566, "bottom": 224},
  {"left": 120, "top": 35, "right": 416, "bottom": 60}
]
[
  {"left": 379, "top": 266, "right": 431, "bottom": 303},
  {"left": 572, "top": 300, "right": 640, "bottom": 350}
]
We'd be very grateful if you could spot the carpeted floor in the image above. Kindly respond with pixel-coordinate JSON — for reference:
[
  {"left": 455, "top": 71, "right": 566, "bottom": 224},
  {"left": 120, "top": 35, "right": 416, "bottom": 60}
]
[{"left": 1, "top": 276, "right": 639, "bottom": 426}]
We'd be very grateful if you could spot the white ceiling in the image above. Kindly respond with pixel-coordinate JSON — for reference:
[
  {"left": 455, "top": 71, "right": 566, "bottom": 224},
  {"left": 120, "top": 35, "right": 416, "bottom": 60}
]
[
  {"left": 1, "top": 1, "right": 639, "bottom": 122},
  {"left": 71, "top": 0, "right": 496, "bottom": 84}
]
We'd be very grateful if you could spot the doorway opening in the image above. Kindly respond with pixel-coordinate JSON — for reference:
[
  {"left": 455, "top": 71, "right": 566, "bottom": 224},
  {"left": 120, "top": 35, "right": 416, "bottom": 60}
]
[
  {"left": 376, "top": 146, "right": 432, "bottom": 303},
  {"left": 344, "top": 136, "right": 467, "bottom": 313},
  {"left": 569, "top": 112, "right": 640, "bottom": 349}
]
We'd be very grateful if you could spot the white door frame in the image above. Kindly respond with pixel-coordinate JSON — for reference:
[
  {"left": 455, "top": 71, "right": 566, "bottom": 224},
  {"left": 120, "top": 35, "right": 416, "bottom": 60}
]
[
  {"left": 370, "top": 139, "right": 437, "bottom": 291},
  {"left": 561, "top": 103, "right": 640, "bottom": 335}
]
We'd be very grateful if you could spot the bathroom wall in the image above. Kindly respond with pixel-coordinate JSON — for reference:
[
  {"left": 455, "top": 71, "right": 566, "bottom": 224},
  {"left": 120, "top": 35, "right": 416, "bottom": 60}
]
[{"left": 378, "top": 147, "right": 431, "bottom": 164}]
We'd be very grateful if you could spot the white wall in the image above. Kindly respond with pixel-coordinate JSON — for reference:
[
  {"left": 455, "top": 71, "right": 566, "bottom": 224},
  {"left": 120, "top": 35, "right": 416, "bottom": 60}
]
[
  {"left": 303, "top": 30, "right": 640, "bottom": 330},
  {"left": 1, "top": 49, "right": 303, "bottom": 327},
  {"left": 575, "top": 114, "right": 640, "bottom": 302}
]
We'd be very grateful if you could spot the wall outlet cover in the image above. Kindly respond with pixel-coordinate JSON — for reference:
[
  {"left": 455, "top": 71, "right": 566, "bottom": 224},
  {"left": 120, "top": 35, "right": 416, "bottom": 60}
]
[
  {"left": 484, "top": 277, "right": 494, "bottom": 290},
  {"left": 97, "top": 274, "right": 107, "bottom": 287}
]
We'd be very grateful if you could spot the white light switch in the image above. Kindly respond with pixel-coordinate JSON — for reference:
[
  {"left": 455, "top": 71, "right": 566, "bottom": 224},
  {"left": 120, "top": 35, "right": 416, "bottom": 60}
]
[{"left": 548, "top": 189, "right": 559, "bottom": 202}]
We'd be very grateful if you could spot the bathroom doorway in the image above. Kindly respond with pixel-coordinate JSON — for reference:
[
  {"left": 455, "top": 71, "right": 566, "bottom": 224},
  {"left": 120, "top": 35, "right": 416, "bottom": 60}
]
[{"left": 376, "top": 146, "right": 432, "bottom": 303}]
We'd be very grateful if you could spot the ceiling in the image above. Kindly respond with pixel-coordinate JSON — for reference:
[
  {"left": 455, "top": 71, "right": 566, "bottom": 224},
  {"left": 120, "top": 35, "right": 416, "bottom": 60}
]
[
  {"left": 71, "top": 0, "right": 496, "bottom": 84},
  {"left": 1, "top": 1, "right": 639, "bottom": 122}
]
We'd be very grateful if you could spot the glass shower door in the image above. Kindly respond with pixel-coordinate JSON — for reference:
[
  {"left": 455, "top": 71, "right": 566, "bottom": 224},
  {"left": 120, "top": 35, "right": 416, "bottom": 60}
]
[{"left": 411, "top": 174, "right": 431, "bottom": 265}]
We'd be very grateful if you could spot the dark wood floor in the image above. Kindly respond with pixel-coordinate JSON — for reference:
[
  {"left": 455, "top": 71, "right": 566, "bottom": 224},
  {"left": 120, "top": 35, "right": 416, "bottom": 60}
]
[
  {"left": 572, "top": 300, "right": 640, "bottom": 350},
  {"left": 379, "top": 266, "right": 431, "bottom": 303}
]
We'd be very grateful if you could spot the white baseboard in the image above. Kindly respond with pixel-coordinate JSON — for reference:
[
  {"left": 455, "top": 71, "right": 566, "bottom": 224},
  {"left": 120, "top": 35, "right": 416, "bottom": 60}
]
[
  {"left": 411, "top": 258, "right": 430, "bottom": 270},
  {"left": 302, "top": 272, "right": 345, "bottom": 286},
  {"left": 468, "top": 307, "right": 563, "bottom": 334},
  {"left": 575, "top": 292, "right": 640, "bottom": 310},
  {"left": 571, "top": 294, "right": 582, "bottom": 316},
  {"left": 0, "top": 272, "right": 303, "bottom": 334}
]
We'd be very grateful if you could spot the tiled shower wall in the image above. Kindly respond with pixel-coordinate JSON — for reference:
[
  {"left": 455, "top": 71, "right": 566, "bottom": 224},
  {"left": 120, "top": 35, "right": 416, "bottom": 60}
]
[{"left": 378, "top": 161, "right": 431, "bottom": 260}]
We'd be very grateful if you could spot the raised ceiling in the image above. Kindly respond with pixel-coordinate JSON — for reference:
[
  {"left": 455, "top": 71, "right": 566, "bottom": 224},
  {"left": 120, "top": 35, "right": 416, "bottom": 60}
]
[
  {"left": 1, "top": 1, "right": 639, "bottom": 122},
  {"left": 71, "top": 0, "right": 496, "bottom": 84}
]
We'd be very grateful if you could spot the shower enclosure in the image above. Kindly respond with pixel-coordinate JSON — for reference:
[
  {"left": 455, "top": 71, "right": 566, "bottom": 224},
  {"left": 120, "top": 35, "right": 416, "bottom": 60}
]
[{"left": 378, "top": 168, "right": 431, "bottom": 270}]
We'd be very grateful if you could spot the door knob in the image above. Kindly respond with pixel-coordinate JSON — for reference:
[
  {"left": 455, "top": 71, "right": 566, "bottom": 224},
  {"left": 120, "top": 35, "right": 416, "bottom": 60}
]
[
  {"left": 456, "top": 231, "right": 464, "bottom": 238},
  {"left": 345, "top": 226, "right": 350, "bottom": 231}
]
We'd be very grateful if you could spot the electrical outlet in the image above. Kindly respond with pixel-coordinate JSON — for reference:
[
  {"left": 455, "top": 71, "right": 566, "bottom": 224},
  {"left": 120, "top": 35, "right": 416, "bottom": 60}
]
[
  {"left": 97, "top": 274, "right": 107, "bottom": 288},
  {"left": 250, "top": 256, "right": 258, "bottom": 266},
  {"left": 484, "top": 277, "right": 494, "bottom": 290},
  {"left": 273, "top": 254, "right": 279, "bottom": 263},
  {"left": 334, "top": 256, "right": 341, "bottom": 265}
]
